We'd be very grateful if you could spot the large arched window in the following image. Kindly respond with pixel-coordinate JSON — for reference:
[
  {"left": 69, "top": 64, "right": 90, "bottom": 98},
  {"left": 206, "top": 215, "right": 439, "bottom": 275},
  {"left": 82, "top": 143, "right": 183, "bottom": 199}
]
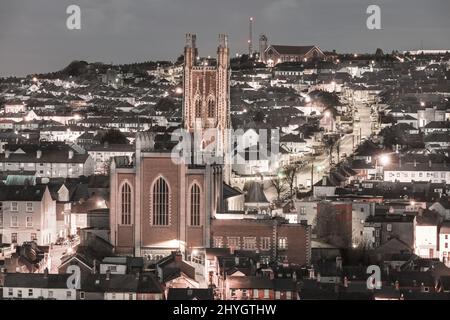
[
  {"left": 207, "top": 99, "right": 215, "bottom": 118},
  {"left": 152, "top": 177, "right": 169, "bottom": 226},
  {"left": 121, "top": 183, "right": 132, "bottom": 225},
  {"left": 195, "top": 99, "right": 202, "bottom": 118},
  {"left": 190, "top": 183, "right": 201, "bottom": 226}
]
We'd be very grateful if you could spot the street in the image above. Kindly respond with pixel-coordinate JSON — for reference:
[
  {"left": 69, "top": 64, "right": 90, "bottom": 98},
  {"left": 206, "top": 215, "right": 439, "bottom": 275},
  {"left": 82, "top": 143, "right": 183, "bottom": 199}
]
[{"left": 264, "top": 102, "right": 373, "bottom": 201}]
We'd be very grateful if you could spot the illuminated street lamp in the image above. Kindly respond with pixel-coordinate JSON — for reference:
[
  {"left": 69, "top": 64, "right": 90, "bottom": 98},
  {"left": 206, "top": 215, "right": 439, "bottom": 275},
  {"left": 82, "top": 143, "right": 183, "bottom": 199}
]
[
  {"left": 304, "top": 96, "right": 311, "bottom": 103},
  {"left": 175, "top": 87, "right": 183, "bottom": 95},
  {"left": 331, "top": 81, "right": 336, "bottom": 92},
  {"left": 375, "top": 154, "right": 390, "bottom": 180},
  {"left": 379, "top": 154, "right": 390, "bottom": 166}
]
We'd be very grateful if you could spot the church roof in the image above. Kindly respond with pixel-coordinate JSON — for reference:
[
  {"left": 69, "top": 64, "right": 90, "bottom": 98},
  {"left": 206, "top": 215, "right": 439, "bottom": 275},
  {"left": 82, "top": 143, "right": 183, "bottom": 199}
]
[{"left": 244, "top": 181, "right": 269, "bottom": 203}]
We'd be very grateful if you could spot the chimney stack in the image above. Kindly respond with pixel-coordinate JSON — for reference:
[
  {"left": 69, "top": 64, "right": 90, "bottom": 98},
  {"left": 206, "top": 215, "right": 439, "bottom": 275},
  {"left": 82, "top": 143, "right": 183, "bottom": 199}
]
[
  {"left": 106, "top": 270, "right": 111, "bottom": 280},
  {"left": 5, "top": 150, "right": 10, "bottom": 159},
  {"left": 68, "top": 150, "right": 74, "bottom": 160},
  {"left": 43, "top": 267, "right": 49, "bottom": 279},
  {"left": 37, "top": 150, "right": 42, "bottom": 159},
  {"left": 174, "top": 251, "right": 183, "bottom": 263}
]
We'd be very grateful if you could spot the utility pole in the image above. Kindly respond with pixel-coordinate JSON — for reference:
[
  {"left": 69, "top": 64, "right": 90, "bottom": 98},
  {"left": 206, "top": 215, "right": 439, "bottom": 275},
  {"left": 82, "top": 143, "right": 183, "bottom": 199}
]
[
  {"left": 311, "top": 164, "right": 314, "bottom": 192},
  {"left": 337, "top": 140, "right": 340, "bottom": 162},
  {"left": 248, "top": 17, "right": 254, "bottom": 57}
]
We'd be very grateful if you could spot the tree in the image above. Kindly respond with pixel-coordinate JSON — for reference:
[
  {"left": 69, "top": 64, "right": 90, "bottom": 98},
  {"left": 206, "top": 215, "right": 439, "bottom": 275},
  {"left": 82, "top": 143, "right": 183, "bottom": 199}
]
[
  {"left": 100, "top": 129, "right": 128, "bottom": 144},
  {"left": 270, "top": 176, "right": 287, "bottom": 202},
  {"left": 253, "top": 110, "right": 265, "bottom": 123},
  {"left": 155, "top": 97, "right": 176, "bottom": 112},
  {"left": 283, "top": 163, "right": 301, "bottom": 198}
]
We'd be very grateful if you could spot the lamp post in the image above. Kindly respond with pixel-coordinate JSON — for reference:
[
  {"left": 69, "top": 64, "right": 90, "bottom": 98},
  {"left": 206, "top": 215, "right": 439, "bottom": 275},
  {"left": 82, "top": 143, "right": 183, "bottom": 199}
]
[{"left": 375, "top": 154, "right": 390, "bottom": 180}]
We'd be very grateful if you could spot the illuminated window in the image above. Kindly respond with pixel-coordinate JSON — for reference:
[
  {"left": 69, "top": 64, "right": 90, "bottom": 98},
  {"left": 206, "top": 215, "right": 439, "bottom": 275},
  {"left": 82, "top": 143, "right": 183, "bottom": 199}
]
[
  {"left": 151, "top": 177, "right": 169, "bottom": 226},
  {"left": 227, "top": 237, "right": 240, "bottom": 249},
  {"left": 120, "top": 183, "right": 132, "bottom": 225},
  {"left": 213, "top": 236, "right": 223, "bottom": 248},
  {"left": 278, "top": 237, "right": 288, "bottom": 250},
  {"left": 190, "top": 183, "right": 201, "bottom": 226},
  {"left": 243, "top": 237, "right": 256, "bottom": 250}
]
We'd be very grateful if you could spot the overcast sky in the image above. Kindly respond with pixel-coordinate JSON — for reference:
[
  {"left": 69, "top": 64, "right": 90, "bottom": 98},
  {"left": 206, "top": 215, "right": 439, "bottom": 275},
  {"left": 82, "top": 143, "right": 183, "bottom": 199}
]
[{"left": 0, "top": 0, "right": 449, "bottom": 76}]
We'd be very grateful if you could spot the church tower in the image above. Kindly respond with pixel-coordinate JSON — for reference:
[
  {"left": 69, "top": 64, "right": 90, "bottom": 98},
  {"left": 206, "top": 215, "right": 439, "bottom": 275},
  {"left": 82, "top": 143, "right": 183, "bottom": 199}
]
[{"left": 183, "top": 34, "right": 231, "bottom": 162}]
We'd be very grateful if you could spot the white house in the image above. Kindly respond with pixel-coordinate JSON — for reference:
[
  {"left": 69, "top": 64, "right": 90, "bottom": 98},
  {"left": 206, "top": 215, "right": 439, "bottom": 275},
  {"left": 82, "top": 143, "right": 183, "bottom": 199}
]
[
  {"left": 3, "top": 272, "right": 76, "bottom": 300},
  {"left": 414, "top": 210, "right": 441, "bottom": 259},
  {"left": 0, "top": 185, "right": 57, "bottom": 246}
]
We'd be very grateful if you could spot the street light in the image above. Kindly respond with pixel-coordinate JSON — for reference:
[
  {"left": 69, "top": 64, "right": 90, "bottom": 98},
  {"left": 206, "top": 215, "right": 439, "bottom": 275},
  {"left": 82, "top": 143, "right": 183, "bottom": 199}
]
[
  {"left": 379, "top": 154, "right": 390, "bottom": 166},
  {"left": 175, "top": 87, "right": 183, "bottom": 95},
  {"left": 375, "top": 154, "right": 390, "bottom": 180}
]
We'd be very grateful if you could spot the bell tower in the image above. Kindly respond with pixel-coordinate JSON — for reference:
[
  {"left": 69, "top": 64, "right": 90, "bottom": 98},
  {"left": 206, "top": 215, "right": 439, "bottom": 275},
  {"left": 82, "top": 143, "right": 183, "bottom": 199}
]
[{"left": 182, "top": 34, "right": 231, "bottom": 181}]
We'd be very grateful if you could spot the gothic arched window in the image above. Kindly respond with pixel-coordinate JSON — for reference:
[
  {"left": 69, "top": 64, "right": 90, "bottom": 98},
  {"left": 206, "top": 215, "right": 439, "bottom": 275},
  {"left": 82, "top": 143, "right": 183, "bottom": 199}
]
[
  {"left": 190, "top": 183, "right": 201, "bottom": 226},
  {"left": 121, "top": 183, "right": 132, "bottom": 225},
  {"left": 152, "top": 177, "right": 170, "bottom": 226},
  {"left": 195, "top": 99, "right": 202, "bottom": 118},
  {"left": 207, "top": 99, "right": 215, "bottom": 118}
]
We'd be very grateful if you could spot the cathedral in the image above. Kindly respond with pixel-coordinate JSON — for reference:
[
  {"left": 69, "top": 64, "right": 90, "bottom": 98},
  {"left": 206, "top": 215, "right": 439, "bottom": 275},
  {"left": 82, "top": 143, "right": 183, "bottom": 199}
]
[
  {"left": 109, "top": 34, "right": 311, "bottom": 267},
  {"left": 109, "top": 34, "right": 230, "bottom": 260}
]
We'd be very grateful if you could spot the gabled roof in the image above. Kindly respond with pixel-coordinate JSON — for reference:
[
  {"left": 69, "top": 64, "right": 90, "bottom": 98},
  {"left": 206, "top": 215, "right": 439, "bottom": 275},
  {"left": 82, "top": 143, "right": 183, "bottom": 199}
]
[{"left": 267, "top": 45, "right": 319, "bottom": 56}]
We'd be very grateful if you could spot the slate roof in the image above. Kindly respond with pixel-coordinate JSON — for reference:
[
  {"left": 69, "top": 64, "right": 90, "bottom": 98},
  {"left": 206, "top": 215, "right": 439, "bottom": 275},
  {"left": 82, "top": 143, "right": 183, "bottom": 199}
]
[
  {"left": 0, "top": 185, "right": 47, "bottom": 201},
  {"left": 4, "top": 273, "right": 70, "bottom": 289},
  {"left": 81, "top": 273, "right": 163, "bottom": 293},
  {"left": 167, "top": 288, "right": 214, "bottom": 300}
]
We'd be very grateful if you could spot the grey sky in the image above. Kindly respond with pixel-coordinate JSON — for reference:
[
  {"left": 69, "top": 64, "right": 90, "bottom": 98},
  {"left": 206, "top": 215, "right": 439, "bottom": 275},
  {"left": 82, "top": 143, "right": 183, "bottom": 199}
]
[{"left": 0, "top": 0, "right": 449, "bottom": 76}]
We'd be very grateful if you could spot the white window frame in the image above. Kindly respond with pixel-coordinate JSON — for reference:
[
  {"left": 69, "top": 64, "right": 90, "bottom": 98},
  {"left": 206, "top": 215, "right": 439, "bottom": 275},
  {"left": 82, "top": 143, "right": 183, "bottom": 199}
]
[
  {"left": 26, "top": 216, "right": 33, "bottom": 228},
  {"left": 26, "top": 202, "right": 33, "bottom": 212},
  {"left": 11, "top": 216, "right": 18, "bottom": 227},
  {"left": 11, "top": 202, "right": 18, "bottom": 212}
]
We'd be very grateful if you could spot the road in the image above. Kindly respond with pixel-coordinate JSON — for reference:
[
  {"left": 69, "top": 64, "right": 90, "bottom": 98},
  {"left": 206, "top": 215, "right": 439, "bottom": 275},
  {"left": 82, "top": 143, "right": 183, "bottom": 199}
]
[{"left": 263, "top": 102, "right": 372, "bottom": 201}]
